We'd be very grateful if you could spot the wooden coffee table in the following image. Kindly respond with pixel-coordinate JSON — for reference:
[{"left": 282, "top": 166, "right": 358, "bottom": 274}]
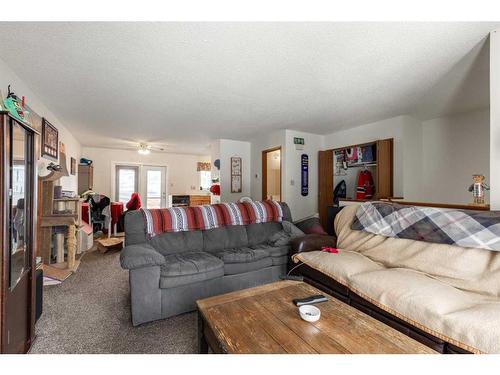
[{"left": 196, "top": 281, "right": 437, "bottom": 354}]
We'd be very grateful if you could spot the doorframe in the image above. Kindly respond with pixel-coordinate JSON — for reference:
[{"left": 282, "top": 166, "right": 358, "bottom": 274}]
[
  {"left": 110, "top": 161, "right": 169, "bottom": 207},
  {"left": 261, "top": 146, "right": 282, "bottom": 201}
]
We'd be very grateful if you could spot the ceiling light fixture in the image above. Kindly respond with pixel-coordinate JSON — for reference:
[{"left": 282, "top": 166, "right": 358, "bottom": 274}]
[{"left": 138, "top": 143, "right": 151, "bottom": 155}]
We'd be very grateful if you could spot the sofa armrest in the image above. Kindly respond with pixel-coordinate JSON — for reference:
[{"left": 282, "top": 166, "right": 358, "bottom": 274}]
[
  {"left": 120, "top": 243, "right": 165, "bottom": 270},
  {"left": 290, "top": 234, "right": 337, "bottom": 256}
]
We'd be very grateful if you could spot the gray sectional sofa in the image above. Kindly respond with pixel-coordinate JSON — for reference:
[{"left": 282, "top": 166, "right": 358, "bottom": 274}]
[{"left": 120, "top": 203, "right": 293, "bottom": 326}]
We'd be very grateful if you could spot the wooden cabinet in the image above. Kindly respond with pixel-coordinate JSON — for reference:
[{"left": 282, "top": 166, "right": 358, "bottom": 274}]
[
  {"left": 1, "top": 111, "right": 38, "bottom": 353},
  {"left": 78, "top": 164, "right": 93, "bottom": 194},
  {"left": 189, "top": 195, "right": 211, "bottom": 206},
  {"left": 318, "top": 138, "right": 394, "bottom": 230}
]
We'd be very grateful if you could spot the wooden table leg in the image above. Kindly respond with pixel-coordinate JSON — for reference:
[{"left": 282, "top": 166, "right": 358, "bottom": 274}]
[{"left": 198, "top": 312, "right": 209, "bottom": 354}]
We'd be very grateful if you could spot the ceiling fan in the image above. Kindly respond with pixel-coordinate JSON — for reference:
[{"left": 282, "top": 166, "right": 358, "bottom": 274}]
[
  {"left": 111, "top": 139, "right": 168, "bottom": 154},
  {"left": 137, "top": 142, "right": 166, "bottom": 155}
]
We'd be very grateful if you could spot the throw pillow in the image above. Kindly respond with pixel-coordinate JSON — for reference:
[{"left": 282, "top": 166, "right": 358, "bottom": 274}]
[{"left": 268, "top": 221, "right": 305, "bottom": 246}]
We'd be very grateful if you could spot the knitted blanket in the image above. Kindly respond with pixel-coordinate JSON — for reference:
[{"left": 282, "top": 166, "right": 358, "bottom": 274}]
[
  {"left": 141, "top": 200, "right": 284, "bottom": 237},
  {"left": 351, "top": 201, "right": 500, "bottom": 251}
]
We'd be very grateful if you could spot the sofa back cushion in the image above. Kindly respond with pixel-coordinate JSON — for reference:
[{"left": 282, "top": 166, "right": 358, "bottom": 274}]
[
  {"left": 246, "top": 221, "right": 283, "bottom": 246},
  {"left": 335, "top": 204, "right": 500, "bottom": 297},
  {"left": 124, "top": 210, "right": 148, "bottom": 245},
  {"left": 149, "top": 230, "right": 203, "bottom": 255},
  {"left": 202, "top": 225, "right": 249, "bottom": 252}
]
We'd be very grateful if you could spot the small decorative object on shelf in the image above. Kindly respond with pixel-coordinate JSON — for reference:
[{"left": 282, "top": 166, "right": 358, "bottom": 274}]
[
  {"left": 210, "top": 184, "right": 220, "bottom": 196},
  {"left": 3, "top": 85, "right": 30, "bottom": 124},
  {"left": 468, "top": 174, "right": 490, "bottom": 206},
  {"left": 70, "top": 157, "right": 76, "bottom": 175}
]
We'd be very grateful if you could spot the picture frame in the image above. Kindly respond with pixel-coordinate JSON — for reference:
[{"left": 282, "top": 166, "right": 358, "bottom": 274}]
[
  {"left": 41, "top": 117, "right": 58, "bottom": 160},
  {"left": 231, "top": 156, "right": 242, "bottom": 193},
  {"left": 70, "top": 157, "right": 76, "bottom": 175}
]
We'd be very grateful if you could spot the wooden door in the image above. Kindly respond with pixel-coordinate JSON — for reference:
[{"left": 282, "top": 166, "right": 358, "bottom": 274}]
[
  {"left": 1, "top": 115, "right": 37, "bottom": 353},
  {"left": 318, "top": 150, "right": 333, "bottom": 230},
  {"left": 376, "top": 138, "right": 393, "bottom": 199}
]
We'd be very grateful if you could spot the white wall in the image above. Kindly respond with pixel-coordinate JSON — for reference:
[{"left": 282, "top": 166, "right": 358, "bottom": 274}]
[
  {"left": 323, "top": 111, "right": 489, "bottom": 205},
  {"left": 249, "top": 130, "right": 286, "bottom": 201},
  {"left": 217, "top": 139, "right": 251, "bottom": 203},
  {"left": 81, "top": 146, "right": 209, "bottom": 199},
  {"left": 0, "top": 57, "right": 81, "bottom": 192},
  {"left": 323, "top": 115, "right": 410, "bottom": 198},
  {"left": 248, "top": 129, "right": 323, "bottom": 220},
  {"left": 491, "top": 29, "right": 500, "bottom": 209},
  {"left": 421, "top": 110, "right": 490, "bottom": 204},
  {"left": 284, "top": 130, "right": 323, "bottom": 220}
]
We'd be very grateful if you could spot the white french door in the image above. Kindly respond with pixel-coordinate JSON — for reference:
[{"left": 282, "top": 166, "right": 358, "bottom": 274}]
[
  {"left": 115, "top": 164, "right": 167, "bottom": 209},
  {"left": 140, "top": 165, "right": 167, "bottom": 209}
]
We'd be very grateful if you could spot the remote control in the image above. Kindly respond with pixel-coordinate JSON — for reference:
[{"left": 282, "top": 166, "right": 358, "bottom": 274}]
[
  {"left": 293, "top": 295, "right": 328, "bottom": 306},
  {"left": 280, "top": 275, "right": 304, "bottom": 281}
]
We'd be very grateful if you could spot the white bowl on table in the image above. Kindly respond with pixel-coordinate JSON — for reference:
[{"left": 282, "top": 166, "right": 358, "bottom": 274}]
[{"left": 299, "top": 305, "right": 321, "bottom": 322}]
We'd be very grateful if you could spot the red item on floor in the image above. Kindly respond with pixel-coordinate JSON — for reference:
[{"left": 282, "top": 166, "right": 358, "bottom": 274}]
[
  {"left": 356, "top": 170, "right": 375, "bottom": 200},
  {"left": 321, "top": 247, "right": 338, "bottom": 254},
  {"left": 126, "top": 192, "right": 142, "bottom": 210}
]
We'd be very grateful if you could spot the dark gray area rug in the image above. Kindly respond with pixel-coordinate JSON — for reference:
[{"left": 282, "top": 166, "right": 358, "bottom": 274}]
[{"left": 30, "top": 250, "right": 197, "bottom": 354}]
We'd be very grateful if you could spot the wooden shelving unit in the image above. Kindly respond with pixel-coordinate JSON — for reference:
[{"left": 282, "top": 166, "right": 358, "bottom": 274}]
[
  {"left": 38, "top": 149, "right": 79, "bottom": 271},
  {"left": 318, "top": 138, "right": 394, "bottom": 229}
]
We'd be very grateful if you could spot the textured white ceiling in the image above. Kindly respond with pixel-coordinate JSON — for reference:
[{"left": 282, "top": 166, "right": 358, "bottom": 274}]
[{"left": 0, "top": 22, "right": 497, "bottom": 154}]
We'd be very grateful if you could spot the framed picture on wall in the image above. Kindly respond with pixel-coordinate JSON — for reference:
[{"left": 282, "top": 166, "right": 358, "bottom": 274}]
[
  {"left": 231, "top": 156, "right": 242, "bottom": 193},
  {"left": 41, "top": 117, "right": 58, "bottom": 160},
  {"left": 70, "top": 157, "right": 76, "bottom": 175}
]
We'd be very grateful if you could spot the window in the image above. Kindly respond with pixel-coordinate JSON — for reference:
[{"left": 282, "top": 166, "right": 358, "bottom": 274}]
[
  {"left": 200, "top": 170, "right": 211, "bottom": 191},
  {"left": 116, "top": 165, "right": 139, "bottom": 204}
]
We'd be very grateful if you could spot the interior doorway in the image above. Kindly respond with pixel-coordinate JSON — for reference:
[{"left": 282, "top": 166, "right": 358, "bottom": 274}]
[{"left": 262, "top": 147, "right": 282, "bottom": 201}]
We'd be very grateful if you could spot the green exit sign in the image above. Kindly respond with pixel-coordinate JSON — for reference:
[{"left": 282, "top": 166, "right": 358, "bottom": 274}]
[{"left": 294, "top": 137, "right": 305, "bottom": 145}]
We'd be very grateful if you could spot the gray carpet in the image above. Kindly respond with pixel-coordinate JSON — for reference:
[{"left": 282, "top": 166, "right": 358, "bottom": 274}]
[{"left": 30, "top": 250, "right": 198, "bottom": 354}]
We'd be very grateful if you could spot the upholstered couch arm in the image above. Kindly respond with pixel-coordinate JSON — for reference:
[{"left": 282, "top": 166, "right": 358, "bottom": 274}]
[
  {"left": 120, "top": 243, "right": 166, "bottom": 270},
  {"left": 290, "top": 234, "right": 337, "bottom": 256}
]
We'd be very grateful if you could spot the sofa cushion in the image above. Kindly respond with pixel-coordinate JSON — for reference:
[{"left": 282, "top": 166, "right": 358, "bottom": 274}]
[
  {"left": 293, "top": 249, "right": 384, "bottom": 283},
  {"left": 214, "top": 247, "right": 269, "bottom": 264},
  {"left": 250, "top": 244, "right": 290, "bottom": 257},
  {"left": 246, "top": 221, "right": 283, "bottom": 246},
  {"left": 150, "top": 230, "right": 203, "bottom": 255},
  {"left": 349, "top": 268, "right": 496, "bottom": 353},
  {"left": 160, "top": 252, "right": 224, "bottom": 288},
  {"left": 223, "top": 257, "right": 273, "bottom": 275},
  {"left": 226, "top": 225, "right": 249, "bottom": 248},
  {"left": 202, "top": 227, "right": 229, "bottom": 252}
]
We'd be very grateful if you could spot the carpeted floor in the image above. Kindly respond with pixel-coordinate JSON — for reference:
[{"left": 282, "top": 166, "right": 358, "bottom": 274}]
[{"left": 30, "top": 250, "right": 198, "bottom": 354}]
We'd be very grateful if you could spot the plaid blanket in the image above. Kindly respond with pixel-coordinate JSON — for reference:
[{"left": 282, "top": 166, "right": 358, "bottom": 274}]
[{"left": 351, "top": 202, "right": 500, "bottom": 251}]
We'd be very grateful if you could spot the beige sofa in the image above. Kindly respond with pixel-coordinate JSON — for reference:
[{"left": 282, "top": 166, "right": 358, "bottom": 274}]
[{"left": 293, "top": 204, "right": 500, "bottom": 354}]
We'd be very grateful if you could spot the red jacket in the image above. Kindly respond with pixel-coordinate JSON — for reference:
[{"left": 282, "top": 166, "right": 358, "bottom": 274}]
[{"left": 356, "top": 170, "right": 374, "bottom": 200}]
